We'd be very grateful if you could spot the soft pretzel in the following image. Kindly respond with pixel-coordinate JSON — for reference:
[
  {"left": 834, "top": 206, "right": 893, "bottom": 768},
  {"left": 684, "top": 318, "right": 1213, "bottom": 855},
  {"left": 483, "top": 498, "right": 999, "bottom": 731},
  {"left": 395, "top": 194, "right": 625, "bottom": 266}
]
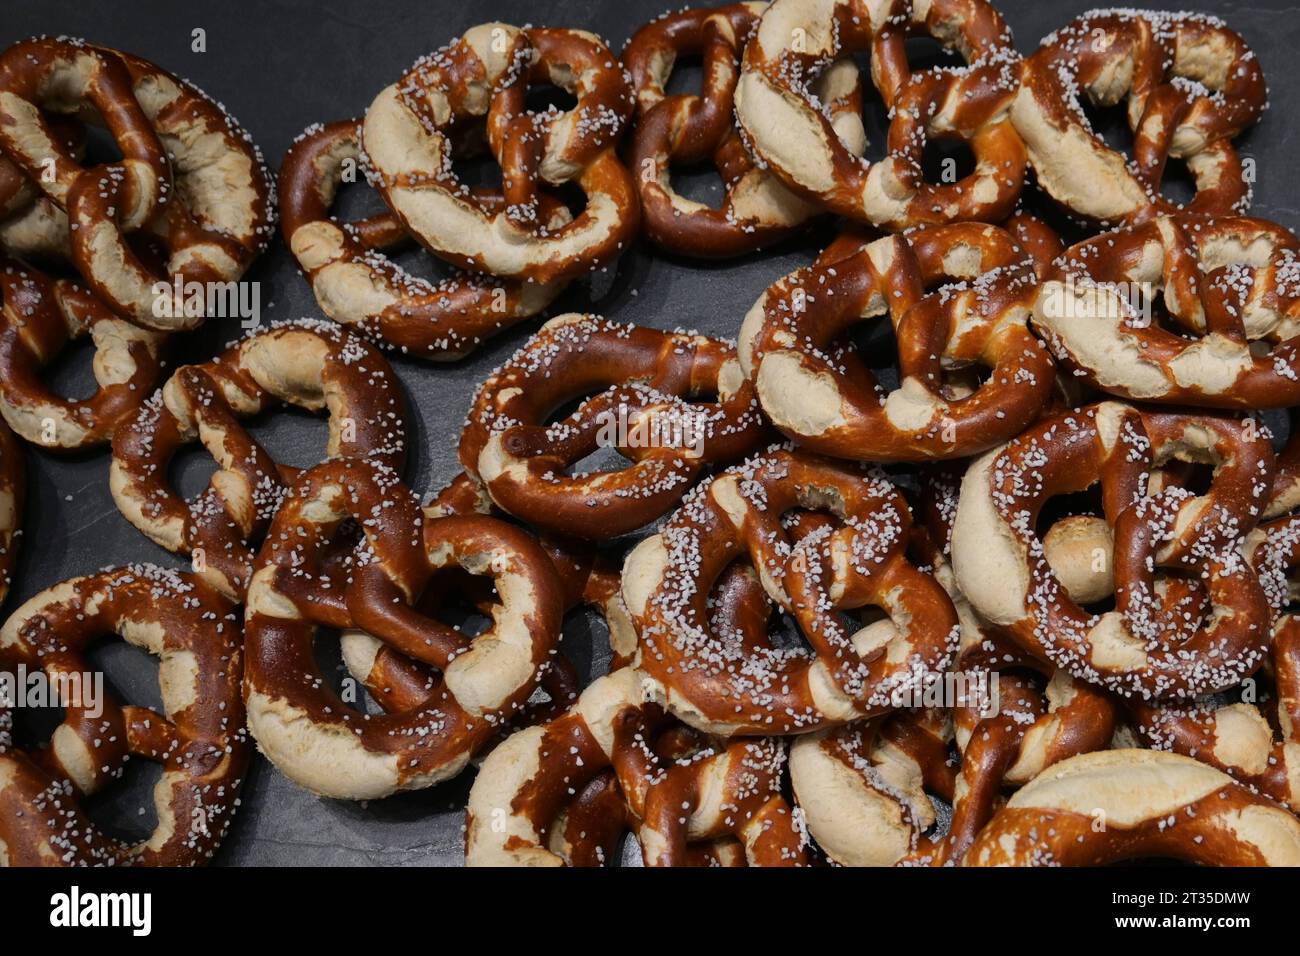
[
  {"left": 0, "top": 115, "right": 82, "bottom": 262},
  {"left": 953, "top": 402, "right": 1274, "bottom": 700},
  {"left": 0, "top": 38, "right": 274, "bottom": 331},
  {"left": 363, "top": 24, "right": 638, "bottom": 284},
  {"left": 0, "top": 257, "right": 165, "bottom": 449},
  {"left": 789, "top": 709, "right": 956, "bottom": 866},
  {"left": 964, "top": 749, "right": 1300, "bottom": 866},
  {"left": 279, "top": 120, "right": 566, "bottom": 358},
  {"left": 0, "top": 422, "right": 20, "bottom": 607},
  {"left": 0, "top": 565, "right": 247, "bottom": 866},
  {"left": 1034, "top": 216, "right": 1300, "bottom": 408},
  {"left": 625, "top": 3, "right": 864, "bottom": 257},
  {"left": 734, "top": 0, "right": 1025, "bottom": 229},
  {"left": 739, "top": 221, "right": 1056, "bottom": 461},
  {"left": 1013, "top": 10, "right": 1266, "bottom": 224},
  {"left": 465, "top": 667, "right": 807, "bottom": 866},
  {"left": 110, "top": 320, "right": 406, "bottom": 599},
  {"left": 624, "top": 447, "right": 958, "bottom": 735},
  {"left": 243, "top": 457, "right": 566, "bottom": 800},
  {"left": 461, "top": 313, "right": 768, "bottom": 540}
]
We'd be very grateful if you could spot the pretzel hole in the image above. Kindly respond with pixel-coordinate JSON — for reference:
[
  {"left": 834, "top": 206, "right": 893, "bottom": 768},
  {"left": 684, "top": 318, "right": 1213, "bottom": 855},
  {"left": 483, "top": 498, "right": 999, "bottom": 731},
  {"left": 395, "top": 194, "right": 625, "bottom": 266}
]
[
  {"left": 921, "top": 137, "right": 976, "bottom": 188},
  {"left": 1154, "top": 155, "right": 1197, "bottom": 208},
  {"left": 663, "top": 55, "right": 704, "bottom": 99},
  {"left": 902, "top": 37, "right": 964, "bottom": 72},
  {"left": 40, "top": 328, "right": 100, "bottom": 402},
  {"left": 313, "top": 626, "right": 387, "bottom": 716},
  {"left": 1078, "top": 98, "right": 1135, "bottom": 159},
  {"left": 524, "top": 83, "right": 579, "bottom": 115}
]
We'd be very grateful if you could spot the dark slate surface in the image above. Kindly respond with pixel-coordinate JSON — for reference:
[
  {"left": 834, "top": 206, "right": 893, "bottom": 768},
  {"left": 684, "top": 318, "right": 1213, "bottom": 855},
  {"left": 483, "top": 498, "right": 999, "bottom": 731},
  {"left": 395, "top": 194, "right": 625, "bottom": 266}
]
[{"left": 3, "top": 0, "right": 1298, "bottom": 866}]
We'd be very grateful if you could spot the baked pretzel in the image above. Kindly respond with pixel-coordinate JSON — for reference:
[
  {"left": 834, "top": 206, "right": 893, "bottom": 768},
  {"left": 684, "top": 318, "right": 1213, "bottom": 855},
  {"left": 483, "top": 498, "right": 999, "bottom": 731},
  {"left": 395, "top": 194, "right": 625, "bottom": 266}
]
[
  {"left": 952, "top": 402, "right": 1274, "bottom": 700},
  {"left": 279, "top": 120, "right": 567, "bottom": 359},
  {"left": 110, "top": 320, "right": 406, "bottom": 599},
  {"left": 625, "top": 3, "right": 864, "bottom": 257},
  {"left": 0, "top": 565, "right": 247, "bottom": 865},
  {"left": 244, "top": 457, "right": 566, "bottom": 800},
  {"left": 1034, "top": 216, "right": 1300, "bottom": 409},
  {"left": 624, "top": 447, "right": 958, "bottom": 735},
  {"left": 0, "top": 422, "right": 20, "bottom": 607},
  {"left": 0, "top": 115, "right": 82, "bottom": 262},
  {"left": 789, "top": 708, "right": 957, "bottom": 866},
  {"left": 466, "top": 667, "right": 807, "bottom": 866},
  {"left": 734, "top": 0, "right": 1025, "bottom": 229},
  {"left": 964, "top": 749, "right": 1300, "bottom": 866},
  {"left": 461, "top": 313, "right": 768, "bottom": 539},
  {"left": 0, "top": 257, "right": 165, "bottom": 449},
  {"left": 363, "top": 24, "right": 638, "bottom": 284},
  {"left": 0, "top": 38, "right": 274, "bottom": 331},
  {"left": 739, "top": 221, "right": 1056, "bottom": 461},
  {"left": 1013, "top": 10, "right": 1266, "bottom": 224}
]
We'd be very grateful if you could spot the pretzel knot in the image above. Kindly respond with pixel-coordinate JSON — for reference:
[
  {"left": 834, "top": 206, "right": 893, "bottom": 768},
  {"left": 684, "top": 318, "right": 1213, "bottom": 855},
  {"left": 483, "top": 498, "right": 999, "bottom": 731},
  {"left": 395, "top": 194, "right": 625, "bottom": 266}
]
[
  {"left": 466, "top": 667, "right": 808, "bottom": 866},
  {"left": 0, "top": 565, "right": 248, "bottom": 866},
  {"left": 964, "top": 750, "right": 1300, "bottom": 866},
  {"left": 110, "top": 320, "right": 407, "bottom": 600},
  {"left": 953, "top": 402, "right": 1275, "bottom": 700},
  {"left": 0, "top": 258, "right": 165, "bottom": 449},
  {"left": 623, "top": 448, "right": 959, "bottom": 735},
  {"left": 279, "top": 120, "right": 567, "bottom": 359},
  {"left": 1013, "top": 10, "right": 1266, "bottom": 224},
  {"left": 0, "top": 422, "right": 20, "bottom": 606},
  {"left": 734, "top": 0, "right": 1025, "bottom": 229},
  {"left": 1034, "top": 216, "right": 1300, "bottom": 409},
  {"left": 0, "top": 114, "right": 83, "bottom": 262},
  {"left": 362, "top": 23, "right": 638, "bottom": 284},
  {"left": 243, "top": 457, "right": 566, "bottom": 800},
  {"left": 625, "top": 3, "right": 864, "bottom": 257},
  {"left": 0, "top": 39, "right": 274, "bottom": 331},
  {"left": 739, "top": 221, "right": 1056, "bottom": 461},
  {"left": 461, "top": 313, "right": 769, "bottom": 540}
]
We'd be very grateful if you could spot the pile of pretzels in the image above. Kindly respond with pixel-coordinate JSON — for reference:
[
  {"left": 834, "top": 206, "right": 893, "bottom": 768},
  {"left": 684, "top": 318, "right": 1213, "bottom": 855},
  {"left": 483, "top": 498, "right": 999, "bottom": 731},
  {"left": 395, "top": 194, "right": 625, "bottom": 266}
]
[{"left": 4, "top": 0, "right": 1300, "bottom": 869}]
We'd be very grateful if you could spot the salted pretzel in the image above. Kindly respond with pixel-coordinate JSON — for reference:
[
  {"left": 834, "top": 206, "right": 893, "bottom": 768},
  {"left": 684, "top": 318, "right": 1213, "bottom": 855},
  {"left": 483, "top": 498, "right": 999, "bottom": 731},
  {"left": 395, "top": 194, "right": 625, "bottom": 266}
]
[
  {"left": 337, "top": 471, "right": 632, "bottom": 718},
  {"left": 625, "top": 3, "right": 864, "bottom": 257},
  {"left": 953, "top": 402, "right": 1275, "bottom": 700},
  {"left": 789, "top": 708, "right": 958, "bottom": 866},
  {"left": 244, "top": 457, "right": 567, "bottom": 800},
  {"left": 1013, "top": 10, "right": 1266, "bottom": 224},
  {"left": 0, "top": 115, "right": 83, "bottom": 262},
  {"left": 0, "top": 565, "right": 247, "bottom": 866},
  {"left": 461, "top": 313, "right": 768, "bottom": 540},
  {"left": 0, "top": 258, "right": 165, "bottom": 450},
  {"left": 466, "top": 667, "right": 807, "bottom": 866},
  {"left": 964, "top": 750, "right": 1300, "bottom": 866},
  {"left": 0, "top": 38, "right": 274, "bottom": 331},
  {"left": 739, "top": 221, "right": 1056, "bottom": 461},
  {"left": 624, "top": 447, "right": 958, "bottom": 735},
  {"left": 1034, "top": 216, "right": 1300, "bottom": 409},
  {"left": 363, "top": 24, "right": 638, "bottom": 284},
  {"left": 734, "top": 0, "right": 1025, "bottom": 229},
  {"left": 280, "top": 120, "right": 567, "bottom": 359},
  {"left": 0, "top": 422, "right": 20, "bottom": 606},
  {"left": 110, "top": 320, "right": 406, "bottom": 600}
]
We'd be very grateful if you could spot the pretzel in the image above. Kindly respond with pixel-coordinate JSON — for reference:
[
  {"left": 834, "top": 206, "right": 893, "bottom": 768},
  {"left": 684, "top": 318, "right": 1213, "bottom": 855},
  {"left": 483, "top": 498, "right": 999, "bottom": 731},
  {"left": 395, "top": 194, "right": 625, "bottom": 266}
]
[
  {"left": 1012, "top": 10, "right": 1266, "bottom": 224},
  {"left": 280, "top": 120, "right": 567, "bottom": 359},
  {"left": 625, "top": 3, "right": 864, "bottom": 257},
  {"left": 953, "top": 402, "right": 1275, "bottom": 700},
  {"left": 337, "top": 471, "right": 630, "bottom": 720},
  {"left": 1034, "top": 215, "right": 1300, "bottom": 409},
  {"left": 465, "top": 667, "right": 807, "bottom": 866},
  {"left": 789, "top": 708, "right": 957, "bottom": 866},
  {"left": 734, "top": 0, "right": 1025, "bottom": 229},
  {"left": 110, "top": 320, "right": 406, "bottom": 599},
  {"left": 624, "top": 447, "right": 958, "bottom": 735},
  {"left": 243, "top": 457, "right": 566, "bottom": 800},
  {"left": 362, "top": 24, "right": 638, "bottom": 284},
  {"left": 739, "top": 221, "right": 1056, "bottom": 461},
  {"left": 0, "top": 257, "right": 165, "bottom": 450},
  {"left": 0, "top": 39, "right": 274, "bottom": 331},
  {"left": 0, "top": 565, "right": 247, "bottom": 865},
  {"left": 461, "top": 313, "right": 768, "bottom": 540},
  {"left": 964, "top": 749, "right": 1300, "bottom": 866},
  {"left": 0, "top": 115, "right": 83, "bottom": 262},
  {"left": 0, "top": 422, "right": 20, "bottom": 607}
]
